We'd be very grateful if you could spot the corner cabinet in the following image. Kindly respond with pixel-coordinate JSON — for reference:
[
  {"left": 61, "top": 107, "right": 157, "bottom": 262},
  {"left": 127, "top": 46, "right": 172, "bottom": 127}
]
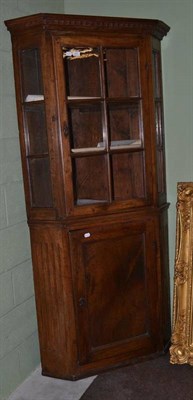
[{"left": 5, "top": 14, "right": 171, "bottom": 380}]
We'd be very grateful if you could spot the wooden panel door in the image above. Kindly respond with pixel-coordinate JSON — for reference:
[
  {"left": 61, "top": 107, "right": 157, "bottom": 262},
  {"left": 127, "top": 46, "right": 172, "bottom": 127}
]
[{"left": 69, "top": 217, "right": 160, "bottom": 366}]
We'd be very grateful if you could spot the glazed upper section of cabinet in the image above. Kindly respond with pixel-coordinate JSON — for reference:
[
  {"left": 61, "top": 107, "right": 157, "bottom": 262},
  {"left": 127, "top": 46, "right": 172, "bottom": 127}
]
[{"left": 5, "top": 14, "right": 170, "bottom": 221}]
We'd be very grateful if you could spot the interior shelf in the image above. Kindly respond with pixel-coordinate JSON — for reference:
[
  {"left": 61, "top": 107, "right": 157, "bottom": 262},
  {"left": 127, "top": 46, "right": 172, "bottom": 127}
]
[
  {"left": 71, "top": 147, "right": 105, "bottom": 154},
  {"left": 71, "top": 140, "right": 142, "bottom": 154},
  {"left": 25, "top": 94, "right": 44, "bottom": 102},
  {"left": 76, "top": 198, "right": 108, "bottom": 205},
  {"left": 67, "top": 96, "right": 102, "bottom": 100}
]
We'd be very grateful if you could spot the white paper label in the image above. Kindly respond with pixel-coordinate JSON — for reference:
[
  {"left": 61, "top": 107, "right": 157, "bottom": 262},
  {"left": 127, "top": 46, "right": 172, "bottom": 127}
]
[
  {"left": 72, "top": 50, "right": 80, "bottom": 57},
  {"left": 84, "top": 232, "right": 91, "bottom": 238}
]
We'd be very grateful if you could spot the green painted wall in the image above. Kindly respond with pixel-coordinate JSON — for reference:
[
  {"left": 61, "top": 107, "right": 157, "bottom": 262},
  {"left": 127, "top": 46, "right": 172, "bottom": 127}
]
[
  {"left": 64, "top": 0, "right": 193, "bottom": 301},
  {"left": 0, "top": 1, "right": 64, "bottom": 399}
]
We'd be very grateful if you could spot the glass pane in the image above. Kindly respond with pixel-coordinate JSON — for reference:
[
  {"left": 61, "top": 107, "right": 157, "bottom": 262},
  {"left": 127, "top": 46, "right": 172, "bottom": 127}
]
[
  {"left": 72, "top": 155, "right": 109, "bottom": 205},
  {"left": 63, "top": 47, "right": 101, "bottom": 98},
  {"left": 28, "top": 157, "right": 53, "bottom": 207},
  {"left": 69, "top": 103, "right": 104, "bottom": 151},
  {"left": 153, "top": 51, "right": 161, "bottom": 98},
  {"left": 24, "top": 104, "right": 48, "bottom": 155},
  {"left": 112, "top": 152, "right": 146, "bottom": 200},
  {"left": 20, "top": 48, "right": 44, "bottom": 101},
  {"left": 157, "top": 150, "right": 165, "bottom": 193},
  {"left": 155, "top": 102, "right": 163, "bottom": 147},
  {"left": 105, "top": 48, "right": 140, "bottom": 97},
  {"left": 108, "top": 102, "right": 142, "bottom": 148}
]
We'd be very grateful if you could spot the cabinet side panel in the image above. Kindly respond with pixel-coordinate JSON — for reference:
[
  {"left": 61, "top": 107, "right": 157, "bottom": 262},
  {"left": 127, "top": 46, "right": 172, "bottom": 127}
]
[
  {"left": 158, "top": 209, "right": 171, "bottom": 346},
  {"left": 30, "top": 224, "right": 77, "bottom": 378},
  {"left": 152, "top": 38, "right": 167, "bottom": 206}
]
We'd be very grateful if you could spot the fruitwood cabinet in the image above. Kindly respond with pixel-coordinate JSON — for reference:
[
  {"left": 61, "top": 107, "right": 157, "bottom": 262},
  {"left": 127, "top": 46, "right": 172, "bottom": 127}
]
[{"left": 5, "top": 13, "right": 171, "bottom": 379}]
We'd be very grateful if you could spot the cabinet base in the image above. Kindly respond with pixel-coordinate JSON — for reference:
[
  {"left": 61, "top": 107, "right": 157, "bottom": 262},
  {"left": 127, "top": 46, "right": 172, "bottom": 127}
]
[{"left": 41, "top": 349, "right": 168, "bottom": 381}]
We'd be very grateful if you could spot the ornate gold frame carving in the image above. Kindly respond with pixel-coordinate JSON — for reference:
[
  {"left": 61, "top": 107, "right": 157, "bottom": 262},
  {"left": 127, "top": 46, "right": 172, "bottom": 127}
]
[{"left": 170, "top": 182, "right": 193, "bottom": 365}]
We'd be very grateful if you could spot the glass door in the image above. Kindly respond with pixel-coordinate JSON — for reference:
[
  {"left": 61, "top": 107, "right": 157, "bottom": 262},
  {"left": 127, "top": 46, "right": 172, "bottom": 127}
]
[{"left": 59, "top": 37, "right": 151, "bottom": 213}]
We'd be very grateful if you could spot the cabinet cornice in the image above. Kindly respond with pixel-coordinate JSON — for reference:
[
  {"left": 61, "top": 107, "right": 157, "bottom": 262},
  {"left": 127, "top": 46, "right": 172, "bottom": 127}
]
[{"left": 5, "top": 13, "right": 170, "bottom": 40}]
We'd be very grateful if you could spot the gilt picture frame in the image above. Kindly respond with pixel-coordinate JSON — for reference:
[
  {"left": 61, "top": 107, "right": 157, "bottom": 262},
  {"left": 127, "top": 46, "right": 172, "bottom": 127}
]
[{"left": 170, "top": 182, "right": 193, "bottom": 365}]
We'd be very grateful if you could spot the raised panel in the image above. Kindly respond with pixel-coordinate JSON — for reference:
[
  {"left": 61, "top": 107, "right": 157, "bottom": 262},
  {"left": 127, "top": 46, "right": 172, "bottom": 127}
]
[
  {"left": 83, "top": 233, "right": 148, "bottom": 347},
  {"left": 69, "top": 219, "right": 159, "bottom": 365}
]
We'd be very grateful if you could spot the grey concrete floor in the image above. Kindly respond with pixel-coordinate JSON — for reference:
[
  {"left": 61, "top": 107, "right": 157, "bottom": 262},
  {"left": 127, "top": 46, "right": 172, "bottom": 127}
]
[{"left": 8, "top": 366, "right": 96, "bottom": 400}]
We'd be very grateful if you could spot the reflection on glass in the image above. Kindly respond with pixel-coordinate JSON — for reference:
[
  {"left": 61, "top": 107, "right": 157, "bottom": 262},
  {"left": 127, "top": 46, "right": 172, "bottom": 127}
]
[
  {"left": 112, "top": 152, "right": 146, "bottom": 200},
  {"left": 73, "top": 155, "right": 109, "bottom": 205},
  {"left": 20, "top": 48, "right": 43, "bottom": 101},
  {"left": 64, "top": 47, "right": 101, "bottom": 98},
  {"left": 24, "top": 104, "right": 48, "bottom": 155}
]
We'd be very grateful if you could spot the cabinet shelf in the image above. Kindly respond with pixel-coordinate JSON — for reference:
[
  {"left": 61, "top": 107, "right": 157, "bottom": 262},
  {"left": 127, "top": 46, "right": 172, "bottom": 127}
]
[
  {"left": 71, "top": 147, "right": 105, "bottom": 155},
  {"left": 76, "top": 198, "right": 108, "bottom": 205},
  {"left": 71, "top": 140, "right": 142, "bottom": 155},
  {"left": 25, "top": 94, "right": 44, "bottom": 102},
  {"left": 67, "top": 97, "right": 142, "bottom": 102},
  {"left": 110, "top": 139, "right": 142, "bottom": 150},
  {"left": 67, "top": 96, "right": 102, "bottom": 100}
]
